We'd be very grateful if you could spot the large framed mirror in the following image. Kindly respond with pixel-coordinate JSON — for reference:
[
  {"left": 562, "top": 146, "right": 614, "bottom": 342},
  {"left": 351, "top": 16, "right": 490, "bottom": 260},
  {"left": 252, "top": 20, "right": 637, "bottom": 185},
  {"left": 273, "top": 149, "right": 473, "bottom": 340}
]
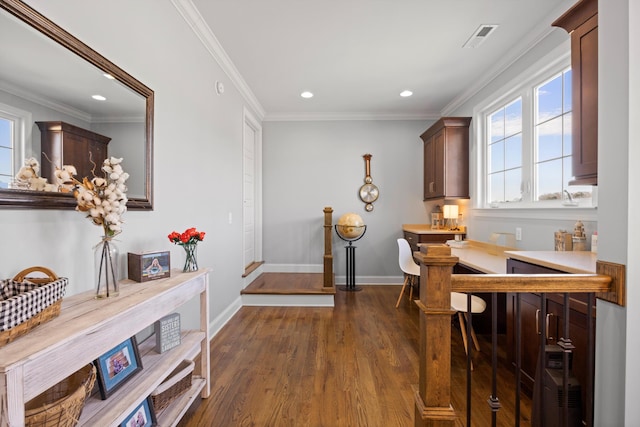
[{"left": 0, "top": 0, "right": 154, "bottom": 210}]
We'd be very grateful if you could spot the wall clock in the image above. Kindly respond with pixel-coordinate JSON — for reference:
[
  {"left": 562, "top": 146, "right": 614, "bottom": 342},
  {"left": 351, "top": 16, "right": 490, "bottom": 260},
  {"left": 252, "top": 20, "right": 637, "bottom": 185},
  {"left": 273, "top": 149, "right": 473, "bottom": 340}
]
[{"left": 359, "top": 154, "right": 379, "bottom": 211}]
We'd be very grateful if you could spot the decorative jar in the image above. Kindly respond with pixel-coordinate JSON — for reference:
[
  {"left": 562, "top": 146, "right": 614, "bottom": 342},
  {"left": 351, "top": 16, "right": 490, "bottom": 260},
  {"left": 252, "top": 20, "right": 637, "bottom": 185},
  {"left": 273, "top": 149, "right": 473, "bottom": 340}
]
[{"left": 94, "top": 237, "right": 119, "bottom": 298}]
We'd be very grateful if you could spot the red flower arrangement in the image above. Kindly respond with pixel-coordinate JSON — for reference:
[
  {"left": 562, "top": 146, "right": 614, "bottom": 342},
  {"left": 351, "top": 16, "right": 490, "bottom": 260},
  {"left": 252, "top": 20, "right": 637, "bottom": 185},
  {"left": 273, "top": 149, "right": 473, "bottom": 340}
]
[
  {"left": 168, "top": 227, "right": 206, "bottom": 245},
  {"left": 169, "top": 227, "right": 205, "bottom": 272}
]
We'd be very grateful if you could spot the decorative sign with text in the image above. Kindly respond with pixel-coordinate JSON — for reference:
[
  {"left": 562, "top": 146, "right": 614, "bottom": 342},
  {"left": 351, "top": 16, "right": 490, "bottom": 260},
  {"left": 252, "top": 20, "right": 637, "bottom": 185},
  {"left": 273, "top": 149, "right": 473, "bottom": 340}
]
[{"left": 154, "top": 313, "right": 181, "bottom": 354}]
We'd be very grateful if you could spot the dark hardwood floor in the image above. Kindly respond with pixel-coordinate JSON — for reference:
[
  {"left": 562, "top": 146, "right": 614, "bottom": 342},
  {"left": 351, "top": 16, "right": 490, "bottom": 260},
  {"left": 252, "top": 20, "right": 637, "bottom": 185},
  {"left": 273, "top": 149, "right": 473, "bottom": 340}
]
[{"left": 181, "top": 285, "right": 531, "bottom": 427}]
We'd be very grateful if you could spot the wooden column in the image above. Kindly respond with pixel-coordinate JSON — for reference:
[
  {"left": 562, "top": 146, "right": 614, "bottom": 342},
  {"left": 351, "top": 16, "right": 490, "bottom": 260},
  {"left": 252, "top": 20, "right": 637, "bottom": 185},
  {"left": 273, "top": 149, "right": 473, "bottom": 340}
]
[
  {"left": 323, "top": 207, "right": 334, "bottom": 288},
  {"left": 414, "top": 244, "right": 458, "bottom": 427}
]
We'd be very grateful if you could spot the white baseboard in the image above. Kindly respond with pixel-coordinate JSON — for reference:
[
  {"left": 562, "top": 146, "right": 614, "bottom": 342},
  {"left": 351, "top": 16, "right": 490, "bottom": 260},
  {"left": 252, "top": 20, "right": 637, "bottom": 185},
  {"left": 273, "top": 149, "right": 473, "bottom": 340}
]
[
  {"left": 262, "top": 263, "right": 323, "bottom": 273},
  {"left": 209, "top": 295, "right": 242, "bottom": 339},
  {"left": 241, "top": 293, "right": 334, "bottom": 307}
]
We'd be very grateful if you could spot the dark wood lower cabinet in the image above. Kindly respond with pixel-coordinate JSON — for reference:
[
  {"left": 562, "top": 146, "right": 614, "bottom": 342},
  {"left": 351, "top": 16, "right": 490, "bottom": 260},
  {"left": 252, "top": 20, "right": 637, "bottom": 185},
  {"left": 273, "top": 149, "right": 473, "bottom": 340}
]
[{"left": 506, "top": 258, "right": 595, "bottom": 424}]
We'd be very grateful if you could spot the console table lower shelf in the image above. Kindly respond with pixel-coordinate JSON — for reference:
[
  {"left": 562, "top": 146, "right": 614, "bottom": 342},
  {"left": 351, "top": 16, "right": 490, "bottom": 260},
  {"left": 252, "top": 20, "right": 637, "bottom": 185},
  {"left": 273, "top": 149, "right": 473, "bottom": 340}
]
[{"left": 79, "top": 330, "right": 205, "bottom": 426}]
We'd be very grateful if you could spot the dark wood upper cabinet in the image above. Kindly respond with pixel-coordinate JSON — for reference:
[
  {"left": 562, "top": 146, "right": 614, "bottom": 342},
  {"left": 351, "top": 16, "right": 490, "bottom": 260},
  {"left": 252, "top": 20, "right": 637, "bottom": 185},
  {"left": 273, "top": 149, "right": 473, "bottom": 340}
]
[
  {"left": 420, "top": 117, "right": 471, "bottom": 200},
  {"left": 37, "top": 122, "right": 111, "bottom": 186},
  {"left": 553, "top": 0, "right": 598, "bottom": 185}
]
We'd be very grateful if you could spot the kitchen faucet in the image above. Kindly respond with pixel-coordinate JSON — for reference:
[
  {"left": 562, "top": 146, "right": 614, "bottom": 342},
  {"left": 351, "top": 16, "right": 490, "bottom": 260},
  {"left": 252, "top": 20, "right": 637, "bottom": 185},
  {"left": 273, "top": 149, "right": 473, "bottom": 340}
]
[{"left": 564, "top": 189, "right": 573, "bottom": 203}]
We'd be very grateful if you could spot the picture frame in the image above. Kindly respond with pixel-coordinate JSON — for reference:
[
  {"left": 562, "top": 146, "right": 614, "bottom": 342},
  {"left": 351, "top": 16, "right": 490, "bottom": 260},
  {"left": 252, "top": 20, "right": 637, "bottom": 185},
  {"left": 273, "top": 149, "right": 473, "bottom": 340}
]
[
  {"left": 128, "top": 251, "right": 171, "bottom": 282},
  {"left": 120, "top": 396, "right": 157, "bottom": 427},
  {"left": 94, "top": 336, "right": 143, "bottom": 399}
]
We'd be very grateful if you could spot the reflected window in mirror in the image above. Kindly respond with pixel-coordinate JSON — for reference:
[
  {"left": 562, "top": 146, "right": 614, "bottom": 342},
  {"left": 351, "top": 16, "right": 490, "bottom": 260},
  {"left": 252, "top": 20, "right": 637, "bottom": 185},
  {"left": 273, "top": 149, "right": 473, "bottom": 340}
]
[{"left": 0, "top": 103, "right": 30, "bottom": 189}]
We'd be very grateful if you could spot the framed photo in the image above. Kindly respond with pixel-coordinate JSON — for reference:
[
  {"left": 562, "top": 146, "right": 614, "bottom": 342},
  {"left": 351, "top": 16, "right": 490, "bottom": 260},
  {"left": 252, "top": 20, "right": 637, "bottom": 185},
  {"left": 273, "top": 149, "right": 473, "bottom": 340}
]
[
  {"left": 128, "top": 251, "right": 171, "bottom": 282},
  {"left": 120, "top": 396, "right": 157, "bottom": 427},
  {"left": 94, "top": 336, "right": 143, "bottom": 399}
]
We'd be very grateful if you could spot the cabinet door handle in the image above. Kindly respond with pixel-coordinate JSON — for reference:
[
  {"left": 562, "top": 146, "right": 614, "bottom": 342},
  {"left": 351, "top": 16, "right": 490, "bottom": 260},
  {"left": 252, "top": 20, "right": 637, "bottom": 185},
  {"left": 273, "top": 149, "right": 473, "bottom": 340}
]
[
  {"left": 429, "top": 182, "right": 434, "bottom": 193},
  {"left": 546, "top": 313, "right": 554, "bottom": 340},
  {"left": 536, "top": 309, "right": 540, "bottom": 335}
]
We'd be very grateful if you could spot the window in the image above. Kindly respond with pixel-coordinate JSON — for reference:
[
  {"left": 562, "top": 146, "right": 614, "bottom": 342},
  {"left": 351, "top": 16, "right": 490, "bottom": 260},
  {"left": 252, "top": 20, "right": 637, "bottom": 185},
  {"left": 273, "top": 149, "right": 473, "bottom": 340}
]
[
  {"left": 0, "top": 116, "right": 15, "bottom": 189},
  {"left": 488, "top": 98, "right": 522, "bottom": 203},
  {"left": 479, "top": 54, "right": 592, "bottom": 209},
  {"left": 0, "top": 104, "right": 31, "bottom": 189}
]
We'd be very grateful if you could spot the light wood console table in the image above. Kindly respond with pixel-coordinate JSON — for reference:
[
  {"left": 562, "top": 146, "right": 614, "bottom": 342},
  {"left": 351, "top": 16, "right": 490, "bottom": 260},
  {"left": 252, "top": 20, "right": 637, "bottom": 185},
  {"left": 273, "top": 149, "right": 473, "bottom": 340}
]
[{"left": 0, "top": 269, "right": 210, "bottom": 427}]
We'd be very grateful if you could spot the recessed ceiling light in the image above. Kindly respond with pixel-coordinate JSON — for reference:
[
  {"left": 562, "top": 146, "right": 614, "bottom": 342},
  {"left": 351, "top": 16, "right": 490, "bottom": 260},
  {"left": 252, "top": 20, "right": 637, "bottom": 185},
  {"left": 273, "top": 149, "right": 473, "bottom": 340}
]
[
  {"left": 103, "top": 73, "right": 115, "bottom": 80},
  {"left": 92, "top": 95, "right": 106, "bottom": 101},
  {"left": 300, "top": 91, "right": 314, "bottom": 99},
  {"left": 400, "top": 90, "right": 413, "bottom": 97}
]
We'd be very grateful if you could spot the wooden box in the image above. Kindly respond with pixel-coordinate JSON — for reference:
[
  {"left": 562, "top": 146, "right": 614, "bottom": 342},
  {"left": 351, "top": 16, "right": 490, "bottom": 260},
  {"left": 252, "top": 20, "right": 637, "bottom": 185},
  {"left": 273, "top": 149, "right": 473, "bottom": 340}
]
[{"left": 128, "top": 251, "right": 170, "bottom": 282}]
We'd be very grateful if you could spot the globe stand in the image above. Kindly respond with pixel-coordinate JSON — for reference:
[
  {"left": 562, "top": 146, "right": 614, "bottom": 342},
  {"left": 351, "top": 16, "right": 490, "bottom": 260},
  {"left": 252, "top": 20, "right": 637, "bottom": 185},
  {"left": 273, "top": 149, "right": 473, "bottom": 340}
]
[{"left": 335, "top": 225, "right": 367, "bottom": 292}]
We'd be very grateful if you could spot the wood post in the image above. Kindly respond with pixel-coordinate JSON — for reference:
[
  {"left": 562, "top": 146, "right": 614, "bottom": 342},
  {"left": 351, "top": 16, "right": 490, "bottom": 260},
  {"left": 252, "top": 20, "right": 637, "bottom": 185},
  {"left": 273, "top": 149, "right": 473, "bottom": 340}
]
[
  {"left": 414, "top": 244, "right": 458, "bottom": 427},
  {"left": 323, "top": 207, "right": 334, "bottom": 288}
]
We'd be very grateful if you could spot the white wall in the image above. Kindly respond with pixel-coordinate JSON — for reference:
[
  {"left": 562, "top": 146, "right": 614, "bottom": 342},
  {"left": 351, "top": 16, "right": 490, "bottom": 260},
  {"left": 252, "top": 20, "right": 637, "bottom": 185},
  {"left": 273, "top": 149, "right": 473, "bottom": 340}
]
[
  {"left": 0, "top": 0, "right": 251, "bottom": 331},
  {"left": 624, "top": 1, "right": 640, "bottom": 422},
  {"left": 597, "top": 0, "right": 634, "bottom": 424},
  {"left": 262, "top": 119, "right": 431, "bottom": 282}
]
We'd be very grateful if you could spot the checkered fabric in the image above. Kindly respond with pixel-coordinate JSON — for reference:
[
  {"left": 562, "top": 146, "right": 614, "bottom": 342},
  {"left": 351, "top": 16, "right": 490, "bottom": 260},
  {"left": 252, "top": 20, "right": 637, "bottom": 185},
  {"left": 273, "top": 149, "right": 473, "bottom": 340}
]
[{"left": 0, "top": 277, "right": 67, "bottom": 331}]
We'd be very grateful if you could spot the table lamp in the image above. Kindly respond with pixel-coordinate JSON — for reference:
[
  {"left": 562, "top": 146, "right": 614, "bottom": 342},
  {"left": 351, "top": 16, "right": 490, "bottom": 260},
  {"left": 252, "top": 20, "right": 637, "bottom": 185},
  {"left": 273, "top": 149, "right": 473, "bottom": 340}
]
[{"left": 443, "top": 204, "right": 459, "bottom": 230}]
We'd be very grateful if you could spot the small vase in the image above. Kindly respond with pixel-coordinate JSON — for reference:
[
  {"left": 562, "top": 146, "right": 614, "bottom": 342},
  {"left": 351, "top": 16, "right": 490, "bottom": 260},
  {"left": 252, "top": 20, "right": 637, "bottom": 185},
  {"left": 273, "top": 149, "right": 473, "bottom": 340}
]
[
  {"left": 182, "top": 242, "right": 199, "bottom": 272},
  {"left": 94, "top": 237, "right": 119, "bottom": 298}
]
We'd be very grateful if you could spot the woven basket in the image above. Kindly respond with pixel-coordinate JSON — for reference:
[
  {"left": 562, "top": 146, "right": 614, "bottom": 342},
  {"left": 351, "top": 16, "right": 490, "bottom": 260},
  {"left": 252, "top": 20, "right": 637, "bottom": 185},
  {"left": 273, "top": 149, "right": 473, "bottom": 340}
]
[
  {"left": 0, "top": 266, "right": 67, "bottom": 348},
  {"left": 151, "top": 360, "right": 194, "bottom": 412},
  {"left": 25, "top": 364, "right": 96, "bottom": 427}
]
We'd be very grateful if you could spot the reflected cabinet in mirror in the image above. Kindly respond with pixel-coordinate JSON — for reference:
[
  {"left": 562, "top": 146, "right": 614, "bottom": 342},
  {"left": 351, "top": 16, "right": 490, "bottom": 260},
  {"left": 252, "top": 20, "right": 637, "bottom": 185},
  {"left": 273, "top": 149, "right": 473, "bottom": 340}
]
[{"left": 0, "top": 0, "right": 154, "bottom": 209}]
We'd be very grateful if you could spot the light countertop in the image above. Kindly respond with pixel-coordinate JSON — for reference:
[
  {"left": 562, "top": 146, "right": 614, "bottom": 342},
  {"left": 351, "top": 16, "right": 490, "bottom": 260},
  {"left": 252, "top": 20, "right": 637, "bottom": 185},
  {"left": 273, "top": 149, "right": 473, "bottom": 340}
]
[
  {"left": 449, "top": 241, "right": 512, "bottom": 274},
  {"left": 403, "top": 224, "right": 467, "bottom": 235},
  {"left": 413, "top": 238, "right": 597, "bottom": 275},
  {"left": 447, "top": 241, "right": 596, "bottom": 274},
  {"left": 504, "top": 250, "right": 596, "bottom": 274}
]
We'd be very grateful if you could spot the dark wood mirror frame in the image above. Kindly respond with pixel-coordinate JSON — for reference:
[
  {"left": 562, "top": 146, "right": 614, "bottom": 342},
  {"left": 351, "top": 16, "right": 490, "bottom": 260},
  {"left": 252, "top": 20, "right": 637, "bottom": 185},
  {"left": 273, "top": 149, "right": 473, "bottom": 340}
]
[{"left": 0, "top": 0, "right": 154, "bottom": 210}]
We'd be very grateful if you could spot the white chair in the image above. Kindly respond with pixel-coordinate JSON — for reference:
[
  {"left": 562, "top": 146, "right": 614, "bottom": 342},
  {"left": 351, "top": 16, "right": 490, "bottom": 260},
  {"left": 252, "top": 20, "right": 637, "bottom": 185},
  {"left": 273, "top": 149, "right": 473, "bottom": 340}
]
[
  {"left": 395, "top": 238, "right": 420, "bottom": 308},
  {"left": 451, "top": 292, "right": 487, "bottom": 359},
  {"left": 395, "top": 238, "right": 487, "bottom": 362}
]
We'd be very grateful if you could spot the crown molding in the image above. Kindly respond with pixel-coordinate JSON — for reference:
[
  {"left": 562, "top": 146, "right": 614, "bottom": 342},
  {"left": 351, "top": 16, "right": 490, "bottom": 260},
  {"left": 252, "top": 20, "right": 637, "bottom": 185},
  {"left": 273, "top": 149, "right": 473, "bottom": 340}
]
[
  {"left": 171, "top": 0, "right": 266, "bottom": 120},
  {"left": 263, "top": 111, "right": 439, "bottom": 122},
  {"left": 0, "top": 81, "right": 91, "bottom": 122}
]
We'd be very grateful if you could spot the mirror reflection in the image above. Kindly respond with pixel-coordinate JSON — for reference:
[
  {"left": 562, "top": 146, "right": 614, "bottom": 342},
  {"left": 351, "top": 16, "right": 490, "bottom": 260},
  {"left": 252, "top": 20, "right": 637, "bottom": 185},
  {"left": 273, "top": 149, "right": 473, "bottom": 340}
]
[{"left": 0, "top": 0, "right": 153, "bottom": 209}]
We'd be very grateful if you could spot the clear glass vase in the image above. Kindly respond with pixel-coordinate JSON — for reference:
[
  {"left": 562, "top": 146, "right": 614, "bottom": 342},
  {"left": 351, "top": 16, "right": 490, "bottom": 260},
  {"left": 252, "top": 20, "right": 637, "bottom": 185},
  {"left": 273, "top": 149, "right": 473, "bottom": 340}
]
[
  {"left": 94, "top": 237, "right": 120, "bottom": 298},
  {"left": 181, "top": 242, "right": 199, "bottom": 272}
]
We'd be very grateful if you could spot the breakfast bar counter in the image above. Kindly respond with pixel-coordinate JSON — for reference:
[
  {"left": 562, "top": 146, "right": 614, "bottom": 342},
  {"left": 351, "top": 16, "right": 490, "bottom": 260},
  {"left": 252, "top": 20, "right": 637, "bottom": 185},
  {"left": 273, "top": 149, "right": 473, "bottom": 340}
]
[{"left": 504, "top": 250, "right": 596, "bottom": 273}]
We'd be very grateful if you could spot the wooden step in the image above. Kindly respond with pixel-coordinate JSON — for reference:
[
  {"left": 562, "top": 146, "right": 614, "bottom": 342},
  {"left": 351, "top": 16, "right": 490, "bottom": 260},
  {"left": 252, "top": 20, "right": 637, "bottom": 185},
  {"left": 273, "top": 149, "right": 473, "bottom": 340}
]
[{"left": 241, "top": 273, "right": 335, "bottom": 307}]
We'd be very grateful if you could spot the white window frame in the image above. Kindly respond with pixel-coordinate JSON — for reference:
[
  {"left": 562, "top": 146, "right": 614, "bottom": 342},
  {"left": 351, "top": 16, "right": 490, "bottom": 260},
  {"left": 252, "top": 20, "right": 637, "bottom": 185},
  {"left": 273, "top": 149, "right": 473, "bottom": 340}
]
[
  {"left": 0, "top": 102, "right": 32, "bottom": 180},
  {"left": 472, "top": 41, "right": 597, "bottom": 221}
]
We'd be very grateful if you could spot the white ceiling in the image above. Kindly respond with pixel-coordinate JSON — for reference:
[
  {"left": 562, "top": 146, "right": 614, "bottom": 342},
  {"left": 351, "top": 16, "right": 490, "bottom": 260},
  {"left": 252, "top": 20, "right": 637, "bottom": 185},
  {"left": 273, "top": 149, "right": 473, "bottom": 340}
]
[
  {"left": 0, "top": 8, "right": 146, "bottom": 122},
  {"left": 190, "top": 0, "right": 575, "bottom": 120}
]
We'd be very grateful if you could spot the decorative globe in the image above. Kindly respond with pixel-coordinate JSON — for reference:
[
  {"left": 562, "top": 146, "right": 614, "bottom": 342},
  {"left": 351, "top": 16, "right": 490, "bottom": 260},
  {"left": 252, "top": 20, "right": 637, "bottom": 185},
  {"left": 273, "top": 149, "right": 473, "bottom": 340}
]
[{"left": 336, "top": 212, "right": 366, "bottom": 240}]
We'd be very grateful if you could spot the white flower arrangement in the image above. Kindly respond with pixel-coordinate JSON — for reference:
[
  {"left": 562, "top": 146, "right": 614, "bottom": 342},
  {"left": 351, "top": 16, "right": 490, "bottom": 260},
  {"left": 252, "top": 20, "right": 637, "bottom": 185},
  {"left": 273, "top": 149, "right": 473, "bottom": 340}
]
[
  {"left": 72, "top": 157, "right": 129, "bottom": 237},
  {"left": 54, "top": 164, "right": 78, "bottom": 193},
  {"left": 12, "top": 156, "right": 129, "bottom": 236},
  {"left": 14, "top": 157, "right": 55, "bottom": 191}
]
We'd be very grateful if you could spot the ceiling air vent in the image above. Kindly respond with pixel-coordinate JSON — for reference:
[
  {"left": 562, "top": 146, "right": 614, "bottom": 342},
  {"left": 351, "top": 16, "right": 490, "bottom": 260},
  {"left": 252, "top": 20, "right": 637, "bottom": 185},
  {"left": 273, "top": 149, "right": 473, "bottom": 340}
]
[{"left": 463, "top": 24, "right": 499, "bottom": 48}]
